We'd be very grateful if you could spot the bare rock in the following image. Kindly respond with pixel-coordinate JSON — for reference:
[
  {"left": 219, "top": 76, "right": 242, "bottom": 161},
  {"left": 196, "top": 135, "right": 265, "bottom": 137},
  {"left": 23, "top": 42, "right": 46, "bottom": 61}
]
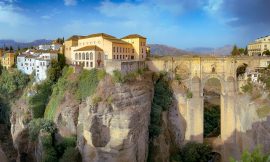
[{"left": 77, "top": 73, "right": 154, "bottom": 162}]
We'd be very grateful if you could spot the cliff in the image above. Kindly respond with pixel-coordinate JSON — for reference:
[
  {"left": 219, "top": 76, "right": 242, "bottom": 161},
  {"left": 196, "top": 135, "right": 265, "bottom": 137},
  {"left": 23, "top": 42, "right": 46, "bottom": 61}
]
[{"left": 76, "top": 73, "right": 154, "bottom": 162}]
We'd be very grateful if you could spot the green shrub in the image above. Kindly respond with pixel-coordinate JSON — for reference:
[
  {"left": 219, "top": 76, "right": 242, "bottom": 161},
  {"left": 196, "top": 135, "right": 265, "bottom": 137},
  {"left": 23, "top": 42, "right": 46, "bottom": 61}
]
[
  {"left": 241, "top": 82, "right": 253, "bottom": 94},
  {"left": 230, "top": 147, "right": 270, "bottom": 162},
  {"left": 0, "top": 69, "right": 29, "bottom": 95},
  {"left": 76, "top": 69, "right": 100, "bottom": 101},
  {"left": 179, "top": 142, "right": 212, "bottom": 162},
  {"left": 186, "top": 90, "right": 193, "bottom": 99},
  {"left": 56, "top": 136, "right": 76, "bottom": 157},
  {"left": 28, "top": 118, "right": 56, "bottom": 141},
  {"left": 42, "top": 146, "right": 57, "bottom": 162},
  {"left": 124, "top": 71, "right": 138, "bottom": 82},
  {"left": 92, "top": 95, "right": 102, "bottom": 106},
  {"left": 256, "top": 106, "right": 270, "bottom": 119},
  {"left": 112, "top": 70, "right": 124, "bottom": 83},
  {"left": 59, "top": 147, "right": 81, "bottom": 162},
  {"left": 97, "top": 69, "right": 107, "bottom": 80}
]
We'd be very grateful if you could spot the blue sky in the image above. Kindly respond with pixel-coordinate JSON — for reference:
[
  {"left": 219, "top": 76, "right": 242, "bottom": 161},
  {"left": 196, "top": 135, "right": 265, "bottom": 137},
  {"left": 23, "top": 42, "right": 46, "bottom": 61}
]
[{"left": 0, "top": 0, "right": 269, "bottom": 49}]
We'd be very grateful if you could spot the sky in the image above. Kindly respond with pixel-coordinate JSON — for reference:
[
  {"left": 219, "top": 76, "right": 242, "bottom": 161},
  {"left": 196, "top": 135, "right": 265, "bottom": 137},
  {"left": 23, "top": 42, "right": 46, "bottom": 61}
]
[{"left": 0, "top": 0, "right": 269, "bottom": 49}]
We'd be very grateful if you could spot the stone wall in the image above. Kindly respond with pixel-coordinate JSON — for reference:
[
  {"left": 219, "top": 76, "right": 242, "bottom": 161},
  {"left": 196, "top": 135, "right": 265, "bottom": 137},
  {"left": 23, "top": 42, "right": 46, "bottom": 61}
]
[{"left": 105, "top": 60, "right": 145, "bottom": 75}]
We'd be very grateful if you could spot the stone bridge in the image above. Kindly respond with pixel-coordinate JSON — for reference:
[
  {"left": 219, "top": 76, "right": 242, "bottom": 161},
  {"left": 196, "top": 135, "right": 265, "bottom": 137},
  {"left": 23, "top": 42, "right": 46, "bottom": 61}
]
[{"left": 146, "top": 56, "right": 270, "bottom": 161}]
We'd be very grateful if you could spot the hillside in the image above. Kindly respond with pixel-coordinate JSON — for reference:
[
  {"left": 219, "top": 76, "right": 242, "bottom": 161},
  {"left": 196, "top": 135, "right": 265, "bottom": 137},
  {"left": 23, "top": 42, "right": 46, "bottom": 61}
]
[
  {"left": 0, "top": 39, "right": 52, "bottom": 49},
  {"left": 149, "top": 44, "right": 191, "bottom": 56},
  {"left": 186, "top": 45, "right": 233, "bottom": 55}
]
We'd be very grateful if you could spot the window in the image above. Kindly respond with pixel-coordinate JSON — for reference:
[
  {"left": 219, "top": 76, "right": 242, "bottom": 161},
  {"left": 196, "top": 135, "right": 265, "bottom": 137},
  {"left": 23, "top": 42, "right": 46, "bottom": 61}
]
[
  {"left": 90, "top": 62, "right": 93, "bottom": 67},
  {"left": 142, "top": 49, "right": 144, "bottom": 53},
  {"left": 79, "top": 53, "right": 81, "bottom": 60},
  {"left": 86, "top": 62, "right": 89, "bottom": 67},
  {"left": 86, "top": 53, "right": 89, "bottom": 60},
  {"left": 120, "top": 47, "right": 122, "bottom": 53},
  {"left": 120, "top": 55, "right": 122, "bottom": 59},
  {"left": 117, "top": 55, "right": 119, "bottom": 59},
  {"left": 132, "top": 49, "right": 135, "bottom": 53},
  {"left": 82, "top": 53, "right": 85, "bottom": 60},
  {"left": 75, "top": 53, "right": 78, "bottom": 60},
  {"left": 131, "top": 56, "right": 134, "bottom": 59},
  {"left": 113, "top": 47, "right": 115, "bottom": 53},
  {"left": 98, "top": 52, "right": 101, "bottom": 60},
  {"left": 117, "top": 47, "right": 118, "bottom": 53},
  {"left": 90, "top": 52, "right": 93, "bottom": 60}
]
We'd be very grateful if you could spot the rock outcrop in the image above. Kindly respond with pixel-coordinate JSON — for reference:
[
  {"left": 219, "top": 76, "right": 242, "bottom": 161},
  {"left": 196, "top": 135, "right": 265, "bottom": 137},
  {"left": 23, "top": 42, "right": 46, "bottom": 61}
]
[
  {"left": 0, "top": 146, "right": 8, "bottom": 162},
  {"left": 77, "top": 73, "right": 154, "bottom": 162},
  {"left": 10, "top": 96, "right": 35, "bottom": 162}
]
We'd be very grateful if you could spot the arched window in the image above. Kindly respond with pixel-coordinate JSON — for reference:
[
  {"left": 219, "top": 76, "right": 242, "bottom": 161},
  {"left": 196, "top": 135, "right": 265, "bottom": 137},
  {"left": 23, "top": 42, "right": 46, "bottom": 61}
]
[
  {"left": 90, "top": 52, "right": 93, "bottom": 60},
  {"left": 75, "top": 53, "right": 78, "bottom": 60},
  {"left": 98, "top": 52, "right": 101, "bottom": 60},
  {"left": 82, "top": 53, "right": 85, "bottom": 60},
  {"left": 79, "top": 53, "right": 81, "bottom": 60},
  {"left": 86, "top": 53, "right": 89, "bottom": 60}
]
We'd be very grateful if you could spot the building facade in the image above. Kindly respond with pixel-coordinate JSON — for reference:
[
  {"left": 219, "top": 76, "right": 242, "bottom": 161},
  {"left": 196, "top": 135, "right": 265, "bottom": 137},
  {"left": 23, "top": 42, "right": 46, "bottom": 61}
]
[
  {"left": 248, "top": 35, "right": 270, "bottom": 56},
  {"left": 64, "top": 33, "right": 147, "bottom": 69},
  {"left": 72, "top": 45, "right": 104, "bottom": 70},
  {"left": 17, "top": 52, "right": 58, "bottom": 82},
  {"left": 38, "top": 43, "right": 62, "bottom": 51},
  {"left": 1, "top": 52, "right": 15, "bottom": 69}
]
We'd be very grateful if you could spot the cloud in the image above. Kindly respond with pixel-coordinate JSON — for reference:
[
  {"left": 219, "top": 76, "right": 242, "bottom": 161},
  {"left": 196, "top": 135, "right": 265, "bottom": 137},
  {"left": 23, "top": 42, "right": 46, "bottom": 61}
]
[
  {"left": 221, "top": 0, "right": 270, "bottom": 26},
  {"left": 0, "top": 1, "right": 29, "bottom": 26},
  {"left": 41, "top": 15, "right": 51, "bottom": 19},
  {"left": 64, "top": 0, "right": 77, "bottom": 6}
]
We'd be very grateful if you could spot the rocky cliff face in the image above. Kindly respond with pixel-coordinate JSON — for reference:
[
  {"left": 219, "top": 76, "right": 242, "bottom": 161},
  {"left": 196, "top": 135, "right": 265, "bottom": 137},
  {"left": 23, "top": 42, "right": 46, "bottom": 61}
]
[
  {"left": 0, "top": 146, "right": 8, "bottom": 162},
  {"left": 10, "top": 96, "right": 36, "bottom": 162},
  {"left": 235, "top": 93, "right": 270, "bottom": 155},
  {"left": 76, "top": 73, "right": 154, "bottom": 162}
]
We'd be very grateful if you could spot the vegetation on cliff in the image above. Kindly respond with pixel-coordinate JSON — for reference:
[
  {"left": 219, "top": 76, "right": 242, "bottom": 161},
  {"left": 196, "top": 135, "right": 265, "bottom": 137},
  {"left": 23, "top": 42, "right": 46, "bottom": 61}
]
[
  {"left": 29, "top": 56, "right": 65, "bottom": 118},
  {"left": 44, "top": 67, "right": 74, "bottom": 120},
  {"left": 0, "top": 69, "right": 29, "bottom": 124},
  {"left": 148, "top": 72, "right": 172, "bottom": 162},
  {"left": 149, "top": 72, "right": 172, "bottom": 138},
  {"left": 171, "top": 142, "right": 212, "bottom": 162},
  {"left": 230, "top": 147, "right": 270, "bottom": 162}
]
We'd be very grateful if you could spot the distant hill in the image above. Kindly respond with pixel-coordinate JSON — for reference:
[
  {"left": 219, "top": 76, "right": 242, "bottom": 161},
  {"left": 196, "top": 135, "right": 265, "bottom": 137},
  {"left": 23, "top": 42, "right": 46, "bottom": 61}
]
[
  {"left": 0, "top": 39, "right": 52, "bottom": 49},
  {"left": 149, "top": 44, "right": 191, "bottom": 56},
  {"left": 186, "top": 45, "right": 233, "bottom": 56}
]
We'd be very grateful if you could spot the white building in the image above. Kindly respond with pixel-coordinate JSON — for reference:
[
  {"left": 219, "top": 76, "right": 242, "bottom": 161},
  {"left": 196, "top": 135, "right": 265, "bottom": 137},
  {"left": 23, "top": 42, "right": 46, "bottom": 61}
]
[
  {"left": 38, "top": 43, "right": 62, "bottom": 51},
  {"left": 17, "top": 52, "right": 58, "bottom": 82},
  {"left": 38, "top": 45, "right": 51, "bottom": 50},
  {"left": 248, "top": 35, "right": 270, "bottom": 56}
]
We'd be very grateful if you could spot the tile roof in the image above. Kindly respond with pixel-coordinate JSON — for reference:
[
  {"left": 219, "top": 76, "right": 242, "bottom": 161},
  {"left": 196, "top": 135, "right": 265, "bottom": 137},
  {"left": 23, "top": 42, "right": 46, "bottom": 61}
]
[
  {"left": 83, "top": 33, "right": 116, "bottom": 39},
  {"left": 121, "top": 34, "right": 146, "bottom": 39},
  {"left": 105, "top": 37, "right": 132, "bottom": 45},
  {"left": 74, "top": 45, "right": 103, "bottom": 51},
  {"left": 66, "top": 35, "right": 86, "bottom": 41}
]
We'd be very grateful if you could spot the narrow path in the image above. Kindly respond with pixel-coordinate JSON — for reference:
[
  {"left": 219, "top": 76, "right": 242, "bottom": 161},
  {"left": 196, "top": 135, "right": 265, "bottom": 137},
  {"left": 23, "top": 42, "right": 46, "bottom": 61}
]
[{"left": 0, "top": 124, "right": 17, "bottom": 162}]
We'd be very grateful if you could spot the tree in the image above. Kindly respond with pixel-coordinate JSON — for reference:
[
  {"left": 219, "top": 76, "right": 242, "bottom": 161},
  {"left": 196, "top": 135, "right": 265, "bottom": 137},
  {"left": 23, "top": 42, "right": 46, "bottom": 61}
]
[
  {"left": 244, "top": 46, "right": 248, "bottom": 55},
  {"left": 4, "top": 46, "right": 9, "bottom": 51},
  {"left": 9, "top": 46, "right": 13, "bottom": 52},
  {"left": 47, "top": 60, "right": 62, "bottom": 83},
  {"left": 231, "top": 45, "right": 240, "bottom": 56},
  {"left": 179, "top": 142, "right": 213, "bottom": 162},
  {"left": 239, "top": 48, "right": 245, "bottom": 55},
  {"left": 262, "top": 50, "right": 270, "bottom": 56}
]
